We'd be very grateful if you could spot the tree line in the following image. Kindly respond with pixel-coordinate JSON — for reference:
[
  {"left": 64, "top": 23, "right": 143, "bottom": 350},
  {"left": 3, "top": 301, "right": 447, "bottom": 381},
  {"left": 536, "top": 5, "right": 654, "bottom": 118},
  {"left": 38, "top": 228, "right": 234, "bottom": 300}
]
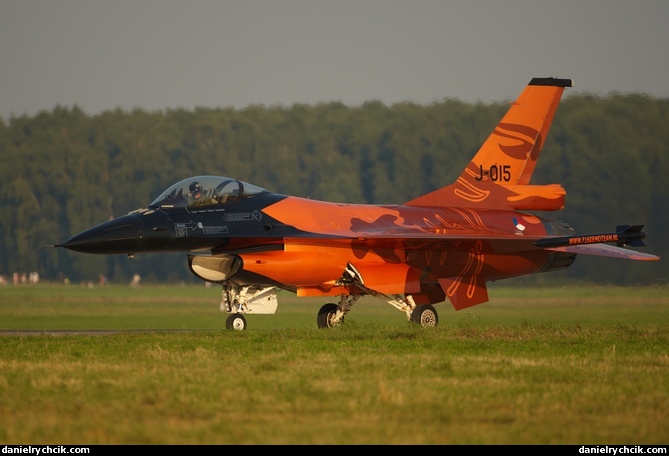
[{"left": 1, "top": 93, "right": 667, "bottom": 285}]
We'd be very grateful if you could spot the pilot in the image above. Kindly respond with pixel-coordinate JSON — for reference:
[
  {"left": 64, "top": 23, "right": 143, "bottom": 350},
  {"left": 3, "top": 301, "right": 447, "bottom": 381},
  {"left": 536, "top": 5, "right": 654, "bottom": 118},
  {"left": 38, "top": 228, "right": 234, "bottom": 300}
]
[
  {"left": 188, "top": 181, "right": 204, "bottom": 202},
  {"left": 188, "top": 182, "right": 202, "bottom": 199},
  {"left": 188, "top": 181, "right": 218, "bottom": 206}
]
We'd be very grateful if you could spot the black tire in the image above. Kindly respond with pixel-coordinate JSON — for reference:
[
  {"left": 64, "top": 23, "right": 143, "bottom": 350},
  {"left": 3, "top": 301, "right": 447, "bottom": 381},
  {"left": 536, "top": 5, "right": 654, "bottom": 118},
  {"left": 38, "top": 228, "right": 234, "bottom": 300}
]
[
  {"left": 410, "top": 305, "right": 438, "bottom": 328},
  {"left": 317, "top": 303, "right": 341, "bottom": 329},
  {"left": 226, "top": 313, "right": 247, "bottom": 331}
]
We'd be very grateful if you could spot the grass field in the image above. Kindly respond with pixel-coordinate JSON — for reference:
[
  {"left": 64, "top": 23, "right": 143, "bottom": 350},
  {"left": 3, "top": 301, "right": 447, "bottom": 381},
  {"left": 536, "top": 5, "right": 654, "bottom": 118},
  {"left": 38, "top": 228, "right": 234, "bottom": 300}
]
[{"left": 0, "top": 283, "right": 667, "bottom": 444}]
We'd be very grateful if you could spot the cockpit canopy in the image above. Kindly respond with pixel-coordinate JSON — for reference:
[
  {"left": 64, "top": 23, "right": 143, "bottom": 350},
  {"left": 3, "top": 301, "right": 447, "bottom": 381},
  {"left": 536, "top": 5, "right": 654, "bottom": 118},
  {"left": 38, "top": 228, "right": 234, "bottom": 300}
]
[{"left": 148, "top": 176, "right": 269, "bottom": 209}]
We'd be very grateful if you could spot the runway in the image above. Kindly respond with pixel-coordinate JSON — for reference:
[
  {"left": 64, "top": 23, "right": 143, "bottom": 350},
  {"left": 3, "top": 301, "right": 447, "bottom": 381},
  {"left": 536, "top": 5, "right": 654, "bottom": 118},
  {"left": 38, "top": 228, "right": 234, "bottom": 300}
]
[{"left": 0, "top": 329, "right": 219, "bottom": 336}]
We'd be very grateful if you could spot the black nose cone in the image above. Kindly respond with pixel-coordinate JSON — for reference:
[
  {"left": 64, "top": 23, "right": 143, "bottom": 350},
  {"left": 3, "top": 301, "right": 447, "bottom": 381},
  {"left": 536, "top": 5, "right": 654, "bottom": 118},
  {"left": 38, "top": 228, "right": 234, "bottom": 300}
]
[{"left": 59, "top": 215, "right": 144, "bottom": 254}]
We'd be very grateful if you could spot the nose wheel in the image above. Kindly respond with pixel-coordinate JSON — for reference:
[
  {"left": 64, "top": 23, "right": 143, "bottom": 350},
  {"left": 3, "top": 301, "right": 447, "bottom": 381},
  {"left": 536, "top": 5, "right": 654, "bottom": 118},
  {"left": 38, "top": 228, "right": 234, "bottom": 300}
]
[{"left": 226, "top": 313, "right": 247, "bottom": 331}]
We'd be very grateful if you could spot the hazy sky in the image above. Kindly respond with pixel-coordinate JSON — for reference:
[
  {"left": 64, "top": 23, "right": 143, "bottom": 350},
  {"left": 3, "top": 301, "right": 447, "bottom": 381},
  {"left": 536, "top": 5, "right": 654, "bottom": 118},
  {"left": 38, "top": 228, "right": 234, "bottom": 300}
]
[{"left": 2, "top": 0, "right": 668, "bottom": 120}]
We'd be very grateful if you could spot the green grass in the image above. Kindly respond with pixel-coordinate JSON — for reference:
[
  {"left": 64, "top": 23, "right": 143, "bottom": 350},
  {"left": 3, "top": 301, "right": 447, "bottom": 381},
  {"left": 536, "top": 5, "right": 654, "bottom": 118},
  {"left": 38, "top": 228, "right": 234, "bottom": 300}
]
[{"left": 0, "top": 283, "right": 667, "bottom": 444}]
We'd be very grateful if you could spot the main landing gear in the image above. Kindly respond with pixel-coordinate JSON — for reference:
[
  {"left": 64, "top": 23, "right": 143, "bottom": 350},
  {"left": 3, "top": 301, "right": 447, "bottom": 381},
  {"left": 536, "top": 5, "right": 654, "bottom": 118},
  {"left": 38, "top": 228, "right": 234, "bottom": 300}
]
[
  {"left": 317, "top": 303, "right": 340, "bottom": 329},
  {"left": 315, "top": 293, "right": 439, "bottom": 329},
  {"left": 409, "top": 304, "right": 438, "bottom": 327}
]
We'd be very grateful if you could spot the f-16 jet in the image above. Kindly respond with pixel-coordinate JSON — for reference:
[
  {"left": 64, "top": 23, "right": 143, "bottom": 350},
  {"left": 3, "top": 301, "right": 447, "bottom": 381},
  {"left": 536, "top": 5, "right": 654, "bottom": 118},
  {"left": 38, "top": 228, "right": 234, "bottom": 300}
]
[{"left": 55, "top": 77, "right": 659, "bottom": 330}]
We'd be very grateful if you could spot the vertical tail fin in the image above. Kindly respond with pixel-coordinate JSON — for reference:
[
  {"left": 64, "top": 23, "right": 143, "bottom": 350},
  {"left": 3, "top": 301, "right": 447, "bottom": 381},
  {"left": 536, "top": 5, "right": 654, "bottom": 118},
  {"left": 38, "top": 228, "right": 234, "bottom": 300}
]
[{"left": 405, "top": 77, "right": 573, "bottom": 210}]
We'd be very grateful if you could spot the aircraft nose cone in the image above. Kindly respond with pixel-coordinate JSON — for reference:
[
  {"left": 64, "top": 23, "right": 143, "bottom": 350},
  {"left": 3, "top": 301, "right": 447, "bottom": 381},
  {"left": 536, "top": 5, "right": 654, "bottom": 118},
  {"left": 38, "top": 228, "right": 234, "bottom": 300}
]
[{"left": 60, "top": 215, "right": 145, "bottom": 254}]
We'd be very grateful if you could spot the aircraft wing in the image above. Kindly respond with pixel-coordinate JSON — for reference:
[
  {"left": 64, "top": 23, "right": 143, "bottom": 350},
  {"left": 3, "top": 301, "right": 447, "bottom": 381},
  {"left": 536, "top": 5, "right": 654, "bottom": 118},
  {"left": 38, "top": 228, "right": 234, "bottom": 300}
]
[
  {"left": 278, "top": 221, "right": 659, "bottom": 260},
  {"left": 543, "top": 243, "right": 659, "bottom": 261},
  {"left": 347, "top": 232, "right": 660, "bottom": 260}
]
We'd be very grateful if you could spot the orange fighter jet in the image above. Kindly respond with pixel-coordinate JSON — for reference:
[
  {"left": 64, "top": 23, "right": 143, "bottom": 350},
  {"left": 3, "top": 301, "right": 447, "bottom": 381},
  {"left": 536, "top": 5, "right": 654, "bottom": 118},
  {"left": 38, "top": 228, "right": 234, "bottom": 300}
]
[{"left": 55, "top": 77, "right": 660, "bottom": 330}]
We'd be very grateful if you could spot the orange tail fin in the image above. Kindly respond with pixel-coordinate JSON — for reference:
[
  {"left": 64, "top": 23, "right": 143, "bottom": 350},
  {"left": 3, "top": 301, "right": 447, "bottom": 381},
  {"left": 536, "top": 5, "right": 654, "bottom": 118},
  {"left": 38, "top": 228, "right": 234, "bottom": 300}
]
[{"left": 405, "top": 77, "right": 573, "bottom": 211}]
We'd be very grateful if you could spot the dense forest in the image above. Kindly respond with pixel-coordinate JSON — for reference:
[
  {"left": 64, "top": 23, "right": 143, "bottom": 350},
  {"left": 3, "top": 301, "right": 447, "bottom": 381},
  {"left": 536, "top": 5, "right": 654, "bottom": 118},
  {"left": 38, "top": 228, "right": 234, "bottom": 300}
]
[{"left": 1, "top": 93, "right": 667, "bottom": 286}]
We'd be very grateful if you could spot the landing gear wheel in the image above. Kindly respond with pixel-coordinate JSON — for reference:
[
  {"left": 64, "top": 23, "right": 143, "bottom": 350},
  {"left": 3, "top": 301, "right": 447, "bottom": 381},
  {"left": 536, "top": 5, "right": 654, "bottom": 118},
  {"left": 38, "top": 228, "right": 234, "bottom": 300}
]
[
  {"left": 410, "top": 305, "right": 438, "bottom": 328},
  {"left": 226, "top": 313, "right": 247, "bottom": 331},
  {"left": 317, "top": 303, "right": 341, "bottom": 329}
]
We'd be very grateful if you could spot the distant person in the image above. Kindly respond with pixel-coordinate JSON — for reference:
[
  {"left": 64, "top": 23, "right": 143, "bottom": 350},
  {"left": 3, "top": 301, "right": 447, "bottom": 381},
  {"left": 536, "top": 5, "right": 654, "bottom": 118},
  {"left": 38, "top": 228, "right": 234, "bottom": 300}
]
[{"left": 130, "top": 274, "right": 141, "bottom": 288}]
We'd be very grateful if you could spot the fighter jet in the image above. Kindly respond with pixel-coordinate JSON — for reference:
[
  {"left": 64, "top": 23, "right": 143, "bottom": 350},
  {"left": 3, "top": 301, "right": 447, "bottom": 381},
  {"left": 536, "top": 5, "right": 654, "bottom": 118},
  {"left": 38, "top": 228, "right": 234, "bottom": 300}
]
[{"left": 55, "top": 77, "right": 659, "bottom": 330}]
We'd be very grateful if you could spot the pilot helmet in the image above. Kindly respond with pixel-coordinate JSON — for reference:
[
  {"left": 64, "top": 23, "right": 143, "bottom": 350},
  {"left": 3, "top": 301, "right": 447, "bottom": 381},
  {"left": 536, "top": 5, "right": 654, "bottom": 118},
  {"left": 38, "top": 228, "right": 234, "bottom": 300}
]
[{"left": 189, "top": 181, "right": 203, "bottom": 195}]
